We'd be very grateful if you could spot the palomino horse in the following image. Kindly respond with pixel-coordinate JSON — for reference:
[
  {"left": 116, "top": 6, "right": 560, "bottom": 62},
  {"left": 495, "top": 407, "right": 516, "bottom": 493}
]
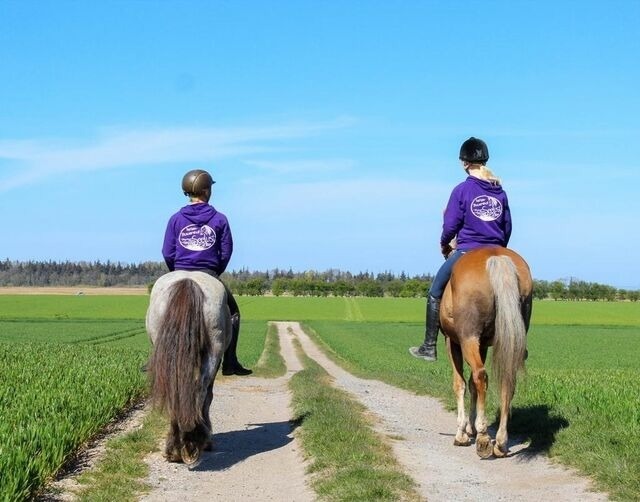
[
  {"left": 440, "top": 247, "right": 532, "bottom": 458},
  {"left": 146, "top": 271, "right": 231, "bottom": 464}
]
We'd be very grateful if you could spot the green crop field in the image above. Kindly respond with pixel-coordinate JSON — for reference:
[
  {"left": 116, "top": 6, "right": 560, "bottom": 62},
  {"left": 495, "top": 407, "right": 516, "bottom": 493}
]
[
  {"left": 0, "top": 294, "right": 638, "bottom": 501},
  {"left": 0, "top": 294, "right": 266, "bottom": 502}
]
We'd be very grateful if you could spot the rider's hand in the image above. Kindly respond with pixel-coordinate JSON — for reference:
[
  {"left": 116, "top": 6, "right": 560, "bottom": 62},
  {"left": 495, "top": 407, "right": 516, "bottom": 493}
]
[{"left": 441, "top": 243, "right": 453, "bottom": 259}]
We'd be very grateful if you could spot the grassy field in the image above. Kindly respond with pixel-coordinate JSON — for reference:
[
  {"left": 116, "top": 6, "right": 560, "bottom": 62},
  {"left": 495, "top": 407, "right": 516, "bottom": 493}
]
[
  {"left": 0, "top": 294, "right": 638, "bottom": 500},
  {"left": 0, "top": 294, "right": 266, "bottom": 502},
  {"left": 299, "top": 302, "right": 640, "bottom": 501},
  {"left": 1, "top": 293, "right": 638, "bottom": 324}
]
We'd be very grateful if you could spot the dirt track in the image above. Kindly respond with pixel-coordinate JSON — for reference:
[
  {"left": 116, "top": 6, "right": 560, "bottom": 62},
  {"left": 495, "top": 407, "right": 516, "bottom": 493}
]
[{"left": 140, "top": 322, "right": 608, "bottom": 501}]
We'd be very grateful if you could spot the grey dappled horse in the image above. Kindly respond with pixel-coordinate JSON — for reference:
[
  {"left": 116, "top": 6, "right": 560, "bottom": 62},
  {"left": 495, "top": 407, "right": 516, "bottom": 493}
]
[{"left": 146, "top": 271, "right": 231, "bottom": 464}]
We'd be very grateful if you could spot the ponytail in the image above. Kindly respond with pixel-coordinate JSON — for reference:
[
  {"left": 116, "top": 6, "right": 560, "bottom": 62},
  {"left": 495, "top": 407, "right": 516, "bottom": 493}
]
[{"left": 466, "top": 163, "right": 501, "bottom": 185}]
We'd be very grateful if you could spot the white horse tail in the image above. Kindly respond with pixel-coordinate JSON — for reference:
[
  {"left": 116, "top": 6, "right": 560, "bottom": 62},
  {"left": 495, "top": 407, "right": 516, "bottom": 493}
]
[
  {"left": 149, "top": 278, "right": 211, "bottom": 431},
  {"left": 486, "top": 255, "right": 527, "bottom": 399}
]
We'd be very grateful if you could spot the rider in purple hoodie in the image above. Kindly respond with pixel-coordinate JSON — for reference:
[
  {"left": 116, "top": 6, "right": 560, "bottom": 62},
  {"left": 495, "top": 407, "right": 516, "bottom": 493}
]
[
  {"left": 410, "top": 138, "right": 512, "bottom": 362},
  {"left": 162, "top": 169, "right": 251, "bottom": 376}
]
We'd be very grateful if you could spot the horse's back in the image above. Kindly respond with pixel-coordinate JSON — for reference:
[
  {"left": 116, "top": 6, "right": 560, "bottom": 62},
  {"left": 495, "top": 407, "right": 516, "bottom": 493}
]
[
  {"left": 146, "top": 271, "right": 230, "bottom": 347},
  {"left": 456, "top": 247, "right": 531, "bottom": 293},
  {"left": 441, "top": 247, "right": 532, "bottom": 340}
]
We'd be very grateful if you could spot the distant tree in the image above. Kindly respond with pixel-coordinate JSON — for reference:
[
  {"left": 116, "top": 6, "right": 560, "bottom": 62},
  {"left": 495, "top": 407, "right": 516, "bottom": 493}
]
[
  {"left": 549, "top": 280, "right": 567, "bottom": 300},
  {"left": 532, "top": 279, "right": 550, "bottom": 300},
  {"left": 271, "top": 278, "right": 286, "bottom": 296},
  {"left": 400, "top": 278, "right": 429, "bottom": 298},
  {"left": 385, "top": 280, "right": 404, "bottom": 297}
]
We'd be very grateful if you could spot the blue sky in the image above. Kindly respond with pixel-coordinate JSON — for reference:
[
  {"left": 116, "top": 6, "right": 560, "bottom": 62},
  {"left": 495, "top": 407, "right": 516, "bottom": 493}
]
[{"left": 1, "top": 1, "right": 638, "bottom": 288}]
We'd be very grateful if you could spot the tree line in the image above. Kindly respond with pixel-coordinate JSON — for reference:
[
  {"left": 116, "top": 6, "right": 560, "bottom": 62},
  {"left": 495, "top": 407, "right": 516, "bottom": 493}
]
[
  {"left": 0, "top": 259, "right": 166, "bottom": 288},
  {"left": 1, "top": 259, "right": 637, "bottom": 301}
]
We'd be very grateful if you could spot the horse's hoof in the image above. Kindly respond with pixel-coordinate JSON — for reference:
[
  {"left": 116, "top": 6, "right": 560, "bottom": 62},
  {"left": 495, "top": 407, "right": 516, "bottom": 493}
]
[
  {"left": 476, "top": 435, "right": 493, "bottom": 459},
  {"left": 181, "top": 445, "right": 201, "bottom": 466},
  {"left": 454, "top": 432, "right": 471, "bottom": 446},
  {"left": 493, "top": 444, "right": 508, "bottom": 458},
  {"left": 164, "top": 448, "right": 182, "bottom": 463}
]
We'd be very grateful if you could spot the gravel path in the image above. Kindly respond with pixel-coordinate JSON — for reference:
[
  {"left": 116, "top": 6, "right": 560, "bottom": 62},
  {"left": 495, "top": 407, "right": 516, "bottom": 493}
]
[
  {"left": 286, "top": 321, "right": 608, "bottom": 502},
  {"left": 141, "top": 321, "right": 314, "bottom": 501},
  {"left": 138, "top": 320, "right": 608, "bottom": 501}
]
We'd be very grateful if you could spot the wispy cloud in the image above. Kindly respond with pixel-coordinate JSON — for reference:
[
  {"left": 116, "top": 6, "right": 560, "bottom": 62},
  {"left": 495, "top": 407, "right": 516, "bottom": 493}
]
[
  {"left": 244, "top": 158, "right": 356, "bottom": 175},
  {"left": 0, "top": 117, "right": 356, "bottom": 191}
]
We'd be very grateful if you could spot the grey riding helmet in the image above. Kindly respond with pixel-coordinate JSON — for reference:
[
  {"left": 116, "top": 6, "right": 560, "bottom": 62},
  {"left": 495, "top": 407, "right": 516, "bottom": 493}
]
[{"left": 181, "top": 169, "right": 215, "bottom": 196}]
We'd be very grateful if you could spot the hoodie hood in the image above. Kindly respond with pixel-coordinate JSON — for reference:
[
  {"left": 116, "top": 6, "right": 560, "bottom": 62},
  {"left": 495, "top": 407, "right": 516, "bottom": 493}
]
[
  {"left": 467, "top": 175, "right": 504, "bottom": 194},
  {"left": 179, "top": 203, "right": 218, "bottom": 225}
]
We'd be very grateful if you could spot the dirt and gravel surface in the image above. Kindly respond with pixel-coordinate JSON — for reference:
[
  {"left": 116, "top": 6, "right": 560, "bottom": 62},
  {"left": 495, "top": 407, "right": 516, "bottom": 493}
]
[
  {"left": 140, "top": 321, "right": 608, "bottom": 502},
  {"left": 49, "top": 321, "right": 609, "bottom": 501}
]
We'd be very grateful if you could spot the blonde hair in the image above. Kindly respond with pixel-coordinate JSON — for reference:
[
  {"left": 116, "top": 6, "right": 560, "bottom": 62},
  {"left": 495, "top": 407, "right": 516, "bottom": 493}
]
[{"left": 466, "top": 163, "right": 501, "bottom": 185}]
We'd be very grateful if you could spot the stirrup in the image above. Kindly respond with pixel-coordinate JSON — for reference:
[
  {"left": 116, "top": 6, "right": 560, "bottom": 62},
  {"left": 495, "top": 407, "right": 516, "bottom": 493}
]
[{"left": 409, "top": 345, "right": 437, "bottom": 361}]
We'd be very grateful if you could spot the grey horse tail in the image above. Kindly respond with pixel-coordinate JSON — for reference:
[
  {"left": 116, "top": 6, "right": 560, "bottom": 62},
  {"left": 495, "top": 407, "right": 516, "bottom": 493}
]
[
  {"left": 149, "top": 278, "right": 211, "bottom": 431},
  {"left": 486, "top": 256, "right": 527, "bottom": 399}
]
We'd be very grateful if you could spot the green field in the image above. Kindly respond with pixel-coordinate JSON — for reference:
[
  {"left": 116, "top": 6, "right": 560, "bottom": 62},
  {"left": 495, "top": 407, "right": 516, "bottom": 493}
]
[
  {"left": 0, "top": 295, "right": 638, "bottom": 501},
  {"left": 1, "top": 294, "right": 638, "bottom": 324},
  {"left": 298, "top": 301, "right": 640, "bottom": 501},
  {"left": 0, "top": 295, "right": 266, "bottom": 502}
]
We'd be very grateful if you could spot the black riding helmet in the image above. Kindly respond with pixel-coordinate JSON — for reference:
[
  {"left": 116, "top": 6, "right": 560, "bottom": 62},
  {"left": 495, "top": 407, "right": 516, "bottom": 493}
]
[
  {"left": 459, "top": 137, "right": 489, "bottom": 164},
  {"left": 182, "top": 169, "right": 215, "bottom": 197}
]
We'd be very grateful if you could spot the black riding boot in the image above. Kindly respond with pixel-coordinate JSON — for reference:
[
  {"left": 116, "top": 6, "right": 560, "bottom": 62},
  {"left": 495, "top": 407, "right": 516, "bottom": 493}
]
[
  {"left": 409, "top": 295, "right": 440, "bottom": 361},
  {"left": 222, "top": 313, "right": 252, "bottom": 376}
]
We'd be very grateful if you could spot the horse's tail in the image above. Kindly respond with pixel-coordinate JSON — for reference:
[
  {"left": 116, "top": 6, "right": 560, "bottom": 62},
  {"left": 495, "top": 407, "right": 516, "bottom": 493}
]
[
  {"left": 487, "top": 255, "right": 527, "bottom": 400},
  {"left": 149, "top": 278, "right": 211, "bottom": 431}
]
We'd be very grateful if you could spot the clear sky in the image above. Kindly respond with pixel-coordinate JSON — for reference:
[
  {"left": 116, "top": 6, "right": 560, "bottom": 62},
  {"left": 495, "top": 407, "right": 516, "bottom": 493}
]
[{"left": 1, "top": 1, "right": 638, "bottom": 289}]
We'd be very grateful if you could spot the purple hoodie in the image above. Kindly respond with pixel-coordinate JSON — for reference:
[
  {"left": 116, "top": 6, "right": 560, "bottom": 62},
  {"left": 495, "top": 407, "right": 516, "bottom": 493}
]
[
  {"left": 441, "top": 176, "right": 512, "bottom": 251},
  {"left": 162, "top": 203, "right": 233, "bottom": 274}
]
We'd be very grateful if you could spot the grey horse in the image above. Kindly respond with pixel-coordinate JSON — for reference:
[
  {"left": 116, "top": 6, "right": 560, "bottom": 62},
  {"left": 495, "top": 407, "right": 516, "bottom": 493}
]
[{"left": 146, "top": 271, "right": 231, "bottom": 464}]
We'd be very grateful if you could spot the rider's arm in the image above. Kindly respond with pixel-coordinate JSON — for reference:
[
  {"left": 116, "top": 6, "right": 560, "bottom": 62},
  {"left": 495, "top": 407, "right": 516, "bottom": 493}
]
[
  {"left": 161, "top": 218, "right": 177, "bottom": 271},
  {"left": 217, "top": 218, "right": 233, "bottom": 274},
  {"left": 440, "top": 186, "right": 464, "bottom": 247}
]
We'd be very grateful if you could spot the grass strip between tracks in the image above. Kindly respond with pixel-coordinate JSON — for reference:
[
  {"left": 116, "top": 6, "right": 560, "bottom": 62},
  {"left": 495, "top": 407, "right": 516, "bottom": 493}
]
[{"left": 289, "top": 336, "right": 420, "bottom": 501}]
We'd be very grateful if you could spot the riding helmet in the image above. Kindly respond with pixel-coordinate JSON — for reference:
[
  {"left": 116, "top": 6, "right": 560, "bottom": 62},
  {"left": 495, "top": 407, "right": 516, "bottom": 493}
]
[
  {"left": 182, "top": 169, "right": 215, "bottom": 196},
  {"left": 459, "top": 137, "right": 489, "bottom": 164}
]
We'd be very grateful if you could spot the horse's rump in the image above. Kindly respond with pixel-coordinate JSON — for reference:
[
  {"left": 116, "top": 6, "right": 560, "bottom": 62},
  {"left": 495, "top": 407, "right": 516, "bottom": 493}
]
[
  {"left": 146, "top": 271, "right": 231, "bottom": 431},
  {"left": 440, "top": 247, "right": 532, "bottom": 346}
]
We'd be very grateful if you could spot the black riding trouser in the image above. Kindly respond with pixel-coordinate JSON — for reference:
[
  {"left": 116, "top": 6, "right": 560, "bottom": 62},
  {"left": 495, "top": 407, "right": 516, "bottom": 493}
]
[{"left": 196, "top": 270, "right": 241, "bottom": 367}]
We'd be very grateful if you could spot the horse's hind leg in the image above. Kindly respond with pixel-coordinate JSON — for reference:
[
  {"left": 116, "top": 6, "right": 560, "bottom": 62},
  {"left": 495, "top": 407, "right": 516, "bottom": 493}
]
[
  {"left": 466, "top": 372, "right": 477, "bottom": 437},
  {"left": 165, "top": 421, "right": 182, "bottom": 462},
  {"left": 180, "top": 423, "right": 209, "bottom": 466},
  {"left": 494, "top": 380, "right": 516, "bottom": 457},
  {"left": 467, "top": 344, "right": 488, "bottom": 438},
  {"left": 461, "top": 339, "right": 491, "bottom": 459},
  {"left": 447, "top": 338, "right": 471, "bottom": 446},
  {"left": 202, "top": 379, "right": 215, "bottom": 451}
]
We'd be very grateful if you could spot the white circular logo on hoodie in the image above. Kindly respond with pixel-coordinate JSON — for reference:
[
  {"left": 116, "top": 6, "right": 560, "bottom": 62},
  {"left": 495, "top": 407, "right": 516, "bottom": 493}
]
[
  {"left": 179, "top": 224, "right": 216, "bottom": 251},
  {"left": 470, "top": 195, "right": 503, "bottom": 221}
]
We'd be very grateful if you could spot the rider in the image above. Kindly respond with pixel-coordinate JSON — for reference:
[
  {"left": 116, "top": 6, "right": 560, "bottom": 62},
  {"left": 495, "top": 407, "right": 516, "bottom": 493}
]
[
  {"left": 410, "top": 137, "right": 512, "bottom": 361},
  {"left": 162, "top": 169, "right": 252, "bottom": 376}
]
